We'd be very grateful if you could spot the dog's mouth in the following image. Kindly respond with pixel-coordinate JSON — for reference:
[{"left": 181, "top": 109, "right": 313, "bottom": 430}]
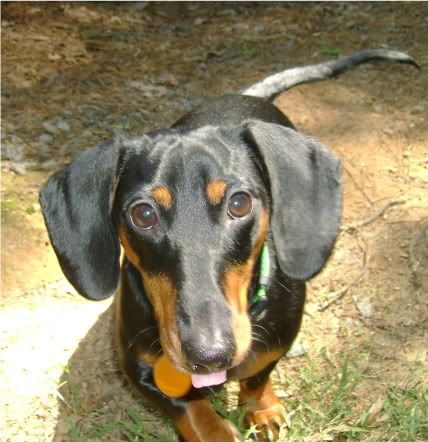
[
  {"left": 153, "top": 353, "right": 229, "bottom": 397},
  {"left": 191, "top": 371, "right": 227, "bottom": 388}
]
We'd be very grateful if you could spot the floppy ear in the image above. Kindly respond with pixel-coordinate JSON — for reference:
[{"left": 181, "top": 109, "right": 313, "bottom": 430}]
[
  {"left": 39, "top": 141, "right": 122, "bottom": 300},
  {"left": 243, "top": 120, "right": 342, "bottom": 280}
]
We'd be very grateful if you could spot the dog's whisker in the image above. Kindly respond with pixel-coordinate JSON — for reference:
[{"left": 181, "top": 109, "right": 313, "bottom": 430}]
[
  {"left": 274, "top": 280, "right": 291, "bottom": 293},
  {"left": 126, "top": 326, "right": 159, "bottom": 352},
  {"left": 252, "top": 323, "right": 273, "bottom": 339},
  {"left": 251, "top": 333, "right": 271, "bottom": 354},
  {"left": 148, "top": 337, "right": 161, "bottom": 354},
  {"left": 153, "top": 346, "right": 163, "bottom": 359}
]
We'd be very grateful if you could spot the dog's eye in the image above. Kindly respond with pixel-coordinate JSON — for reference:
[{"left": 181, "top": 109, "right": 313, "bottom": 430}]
[
  {"left": 227, "top": 192, "right": 252, "bottom": 219},
  {"left": 131, "top": 203, "right": 159, "bottom": 229}
]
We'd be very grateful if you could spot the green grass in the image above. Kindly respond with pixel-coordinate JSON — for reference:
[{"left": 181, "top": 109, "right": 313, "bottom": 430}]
[
  {"left": 319, "top": 44, "right": 342, "bottom": 57},
  {"left": 68, "top": 408, "right": 177, "bottom": 442},
  {"left": 62, "top": 356, "right": 427, "bottom": 441},
  {"left": 278, "top": 356, "right": 428, "bottom": 442},
  {"left": 382, "top": 381, "right": 428, "bottom": 441}
]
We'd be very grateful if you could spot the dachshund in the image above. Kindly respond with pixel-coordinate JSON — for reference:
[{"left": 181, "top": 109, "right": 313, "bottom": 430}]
[{"left": 40, "top": 49, "right": 417, "bottom": 441}]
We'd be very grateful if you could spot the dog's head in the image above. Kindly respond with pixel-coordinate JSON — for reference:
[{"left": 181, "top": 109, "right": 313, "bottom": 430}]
[{"left": 40, "top": 120, "right": 341, "bottom": 375}]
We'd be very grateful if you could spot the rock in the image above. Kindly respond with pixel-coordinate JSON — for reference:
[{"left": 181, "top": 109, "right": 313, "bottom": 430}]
[
  {"left": 59, "top": 142, "right": 72, "bottom": 155},
  {"left": 42, "top": 121, "right": 59, "bottom": 134},
  {"left": 373, "top": 103, "right": 384, "bottom": 113},
  {"left": 10, "top": 162, "right": 27, "bottom": 175},
  {"left": 286, "top": 340, "right": 308, "bottom": 358},
  {"left": 56, "top": 119, "right": 71, "bottom": 132},
  {"left": 1, "top": 88, "right": 11, "bottom": 98},
  {"left": 125, "top": 81, "right": 168, "bottom": 97},
  {"left": 343, "top": 318, "right": 355, "bottom": 329},
  {"left": 41, "top": 159, "right": 59, "bottom": 170},
  {"left": 37, "top": 142, "right": 51, "bottom": 159},
  {"left": 77, "top": 104, "right": 106, "bottom": 126},
  {"left": 39, "top": 133, "right": 54, "bottom": 145},
  {"left": 383, "top": 127, "right": 394, "bottom": 136},
  {"left": 2, "top": 144, "right": 24, "bottom": 162},
  {"left": 354, "top": 296, "right": 374, "bottom": 319},
  {"left": 410, "top": 104, "right": 425, "bottom": 114},
  {"left": 129, "top": 1, "right": 149, "bottom": 11},
  {"left": 8, "top": 134, "right": 26, "bottom": 147}
]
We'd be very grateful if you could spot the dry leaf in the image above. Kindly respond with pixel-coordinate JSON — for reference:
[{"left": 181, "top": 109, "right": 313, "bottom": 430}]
[
  {"left": 365, "top": 396, "right": 386, "bottom": 425},
  {"left": 48, "top": 53, "right": 61, "bottom": 61}
]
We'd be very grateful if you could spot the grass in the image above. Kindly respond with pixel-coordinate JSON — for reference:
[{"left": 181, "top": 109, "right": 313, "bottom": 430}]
[
  {"left": 68, "top": 408, "right": 177, "bottom": 442},
  {"left": 277, "top": 355, "right": 428, "bottom": 442},
  {"left": 382, "top": 381, "right": 428, "bottom": 441},
  {"left": 61, "top": 355, "right": 427, "bottom": 441}
]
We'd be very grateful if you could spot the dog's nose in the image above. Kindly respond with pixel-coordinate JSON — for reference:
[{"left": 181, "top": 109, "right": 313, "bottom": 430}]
[{"left": 183, "top": 336, "right": 234, "bottom": 373}]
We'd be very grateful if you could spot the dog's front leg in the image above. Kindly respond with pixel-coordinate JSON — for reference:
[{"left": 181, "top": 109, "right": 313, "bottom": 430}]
[
  {"left": 175, "top": 396, "right": 242, "bottom": 442},
  {"left": 124, "top": 358, "right": 241, "bottom": 442},
  {"left": 239, "top": 362, "right": 286, "bottom": 441}
]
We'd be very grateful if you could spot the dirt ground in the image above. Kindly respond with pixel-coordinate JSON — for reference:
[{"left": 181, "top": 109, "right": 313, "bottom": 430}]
[{"left": 1, "top": 2, "right": 427, "bottom": 442}]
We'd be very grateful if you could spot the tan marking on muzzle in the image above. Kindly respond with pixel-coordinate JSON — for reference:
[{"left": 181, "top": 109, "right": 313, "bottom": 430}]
[
  {"left": 118, "top": 226, "right": 185, "bottom": 367},
  {"left": 223, "top": 209, "right": 270, "bottom": 365}
]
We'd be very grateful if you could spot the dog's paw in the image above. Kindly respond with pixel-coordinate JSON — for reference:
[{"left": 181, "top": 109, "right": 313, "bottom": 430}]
[
  {"left": 244, "top": 402, "right": 287, "bottom": 441},
  {"left": 224, "top": 419, "right": 244, "bottom": 441}
]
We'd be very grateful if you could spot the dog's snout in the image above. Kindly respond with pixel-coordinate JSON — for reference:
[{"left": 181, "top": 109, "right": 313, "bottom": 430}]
[{"left": 182, "top": 333, "right": 235, "bottom": 373}]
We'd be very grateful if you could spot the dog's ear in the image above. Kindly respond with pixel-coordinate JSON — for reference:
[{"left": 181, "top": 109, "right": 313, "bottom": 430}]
[
  {"left": 39, "top": 141, "right": 123, "bottom": 300},
  {"left": 243, "top": 120, "right": 342, "bottom": 280}
]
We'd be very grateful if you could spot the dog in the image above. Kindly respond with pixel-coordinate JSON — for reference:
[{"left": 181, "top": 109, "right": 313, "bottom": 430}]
[{"left": 40, "top": 49, "right": 417, "bottom": 441}]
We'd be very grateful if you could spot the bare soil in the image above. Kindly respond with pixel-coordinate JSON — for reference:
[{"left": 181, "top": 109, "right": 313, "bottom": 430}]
[{"left": 1, "top": 3, "right": 427, "bottom": 442}]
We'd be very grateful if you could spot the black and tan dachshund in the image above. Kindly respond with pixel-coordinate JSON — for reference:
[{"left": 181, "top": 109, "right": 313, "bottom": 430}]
[{"left": 40, "top": 49, "right": 417, "bottom": 441}]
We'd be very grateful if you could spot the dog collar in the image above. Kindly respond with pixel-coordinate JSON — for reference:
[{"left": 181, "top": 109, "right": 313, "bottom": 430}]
[{"left": 252, "top": 241, "right": 270, "bottom": 305}]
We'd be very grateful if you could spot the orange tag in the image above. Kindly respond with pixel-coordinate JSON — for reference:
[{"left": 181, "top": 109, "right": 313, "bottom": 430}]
[{"left": 153, "top": 355, "right": 192, "bottom": 398}]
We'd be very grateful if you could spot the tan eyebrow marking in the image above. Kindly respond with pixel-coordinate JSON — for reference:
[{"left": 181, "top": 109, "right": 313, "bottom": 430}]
[
  {"left": 152, "top": 186, "right": 173, "bottom": 210},
  {"left": 206, "top": 179, "right": 227, "bottom": 206}
]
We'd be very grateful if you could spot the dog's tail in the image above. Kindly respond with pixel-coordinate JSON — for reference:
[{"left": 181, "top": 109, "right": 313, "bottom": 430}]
[{"left": 242, "top": 49, "right": 418, "bottom": 101}]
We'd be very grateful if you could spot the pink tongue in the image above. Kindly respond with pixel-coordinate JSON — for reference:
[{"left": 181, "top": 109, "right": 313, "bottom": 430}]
[{"left": 191, "top": 370, "right": 227, "bottom": 388}]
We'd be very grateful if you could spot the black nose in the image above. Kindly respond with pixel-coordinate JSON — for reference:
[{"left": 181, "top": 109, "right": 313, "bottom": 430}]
[{"left": 182, "top": 336, "right": 235, "bottom": 373}]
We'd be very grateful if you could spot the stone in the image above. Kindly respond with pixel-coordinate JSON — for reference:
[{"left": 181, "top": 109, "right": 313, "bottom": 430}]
[
  {"left": 56, "top": 119, "right": 71, "bottom": 132},
  {"left": 42, "top": 121, "right": 59, "bottom": 134},
  {"left": 39, "top": 133, "right": 54, "bottom": 145},
  {"left": 10, "top": 162, "right": 27, "bottom": 175},
  {"left": 286, "top": 340, "right": 308, "bottom": 358},
  {"left": 355, "top": 296, "right": 374, "bottom": 319}
]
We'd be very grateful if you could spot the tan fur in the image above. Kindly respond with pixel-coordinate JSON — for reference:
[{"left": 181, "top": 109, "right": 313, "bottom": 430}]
[
  {"left": 152, "top": 186, "right": 173, "bottom": 209},
  {"left": 118, "top": 227, "right": 185, "bottom": 367},
  {"left": 223, "top": 209, "right": 270, "bottom": 365},
  {"left": 206, "top": 179, "right": 227, "bottom": 205}
]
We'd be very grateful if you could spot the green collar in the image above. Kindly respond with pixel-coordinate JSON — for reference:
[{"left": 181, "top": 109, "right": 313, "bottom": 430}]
[{"left": 252, "top": 242, "right": 270, "bottom": 305}]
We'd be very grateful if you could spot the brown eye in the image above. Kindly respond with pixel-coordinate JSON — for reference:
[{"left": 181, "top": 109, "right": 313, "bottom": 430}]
[
  {"left": 227, "top": 192, "right": 252, "bottom": 219},
  {"left": 131, "top": 203, "right": 159, "bottom": 229}
]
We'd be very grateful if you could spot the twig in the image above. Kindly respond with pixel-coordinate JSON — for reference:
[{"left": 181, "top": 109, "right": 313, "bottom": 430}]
[
  {"left": 341, "top": 200, "right": 404, "bottom": 233},
  {"left": 318, "top": 244, "right": 370, "bottom": 312},
  {"left": 409, "top": 220, "right": 428, "bottom": 286},
  {"left": 343, "top": 163, "right": 374, "bottom": 205}
]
